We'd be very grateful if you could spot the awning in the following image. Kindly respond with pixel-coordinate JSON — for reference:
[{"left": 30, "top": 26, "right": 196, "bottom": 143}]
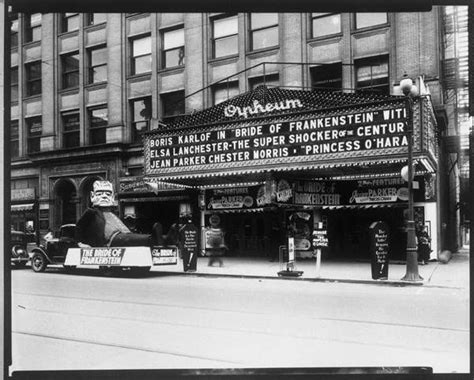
[
  {"left": 204, "top": 207, "right": 270, "bottom": 214},
  {"left": 119, "top": 195, "right": 190, "bottom": 203},
  {"left": 321, "top": 203, "right": 406, "bottom": 210},
  {"left": 144, "top": 156, "right": 435, "bottom": 188},
  {"left": 11, "top": 203, "right": 35, "bottom": 212}
]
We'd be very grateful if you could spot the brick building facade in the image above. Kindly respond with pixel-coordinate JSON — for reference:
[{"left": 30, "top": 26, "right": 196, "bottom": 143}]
[{"left": 7, "top": 10, "right": 460, "bottom": 255}]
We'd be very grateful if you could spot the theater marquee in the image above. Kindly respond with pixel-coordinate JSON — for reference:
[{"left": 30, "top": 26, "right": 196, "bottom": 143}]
[{"left": 144, "top": 103, "right": 408, "bottom": 176}]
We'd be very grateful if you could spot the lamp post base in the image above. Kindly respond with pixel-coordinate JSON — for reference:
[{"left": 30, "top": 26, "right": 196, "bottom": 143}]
[{"left": 401, "top": 248, "right": 424, "bottom": 282}]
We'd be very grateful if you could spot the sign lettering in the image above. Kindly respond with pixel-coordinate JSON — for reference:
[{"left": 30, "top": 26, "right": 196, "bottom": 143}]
[
  {"left": 145, "top": 105, "right": 408, "bottom": 175},
  {"left": 80, "top": 248, "right": 125, "bottom": 265}
]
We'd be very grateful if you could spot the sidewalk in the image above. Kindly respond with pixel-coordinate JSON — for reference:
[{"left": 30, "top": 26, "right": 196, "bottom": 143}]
[{"left": 152, "top": 248, "right": 469, "bottom": 288}]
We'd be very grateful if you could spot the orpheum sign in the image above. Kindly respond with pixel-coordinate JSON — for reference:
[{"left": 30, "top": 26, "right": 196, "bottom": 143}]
[{"left": 144, "top": 102, "right": 408, "bottom": 175}]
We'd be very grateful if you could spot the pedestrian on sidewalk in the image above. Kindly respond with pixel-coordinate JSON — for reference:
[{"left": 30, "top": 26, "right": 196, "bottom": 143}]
[{"left": 417, "top": 225, "right": 431, "bottom": 265}]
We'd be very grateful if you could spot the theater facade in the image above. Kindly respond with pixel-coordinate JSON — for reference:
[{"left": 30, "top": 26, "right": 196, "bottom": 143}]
[{"left": 143, "top": 85, "right": 439, "bottom": 261}]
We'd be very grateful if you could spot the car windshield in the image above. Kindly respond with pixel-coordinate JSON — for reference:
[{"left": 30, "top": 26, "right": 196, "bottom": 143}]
[{"left": 11, "top": 232, "right": 26, "bottom": 244}]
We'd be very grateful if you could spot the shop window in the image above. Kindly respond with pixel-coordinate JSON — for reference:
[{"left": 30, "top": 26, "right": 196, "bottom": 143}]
[
  {"left": 10, "top": 14, "right": 18, "bottom": 48},
  {"left": 355, "top": 13, "right": 388, "bottom": 29},
  {"left": 211, "top": 14, "right": 238, "bottom": 59},
  {"left": 61, "top": 52, "right": 80, "bottom": 89},
  {"left": 11, "top": 120, "right": 19, "bottom": 158},
  {"left": 87, "top": 13, "right": 107, "bottom": 26},
  {"left": 26, "top": 116, "right": 42, "bottom": 154},
  {"left": 311, "top": 63, "right": 343, "bottom": 91},
  {"left": 61, "top": 13, "right": 80, "bottom": 33},
  {"left": 25, "top": 61, "right": 41, "bottom": 97},
  {"left": 24, "top": 13, "right": 42, "bottom": 43},
  {"left": 161, "top": 90, "right": 185, "bottom": 124},
  {"left": 311, "top": 13, "right": 341, "bottom": 38},
  {"left": 355, "top": 56, "right": 389, "bottom": 94},
  {"left": 87, "top": 46, "right": 107, "bottom": 84},
  {"left": 11, "top": 67, "right": 19, "bottom": 102},
  {"left": 131, "top": 35, "right": 151, "bottom": 75},
  {"left": 88, "top": 106, "right": 108, "bottom": 145},
  {"left": 249, "top": 74, "right": 279, "bottom": 90},
  {"left": 162, "top": 27, "right": 185, "bottom": 69},
  {"left": 212, "top": 81, "right": 239, "bottom": 105},
  {"left": 131, "top": 97, "right": 151, "bottom": 143},
  {"left": 62, "top": 111, "right": 80, "bottom": 148},
  {"left": 249, "top": 13, "right": 279, "bottom": 51}
]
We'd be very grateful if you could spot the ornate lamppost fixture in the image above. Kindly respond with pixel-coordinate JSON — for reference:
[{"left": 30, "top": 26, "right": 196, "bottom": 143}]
[{"left": 399, "top": 73, "right": 423, "bottom": 282}]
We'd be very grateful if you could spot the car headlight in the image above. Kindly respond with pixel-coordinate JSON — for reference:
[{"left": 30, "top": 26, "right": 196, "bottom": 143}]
[{"left": 12, "top": 245, "right": 26, "bottom": 257}]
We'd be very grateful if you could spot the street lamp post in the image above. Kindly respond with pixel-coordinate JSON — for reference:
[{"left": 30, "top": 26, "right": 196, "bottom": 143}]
[{"left": 399, "top": 74, "right": 423, "bottom": 282}]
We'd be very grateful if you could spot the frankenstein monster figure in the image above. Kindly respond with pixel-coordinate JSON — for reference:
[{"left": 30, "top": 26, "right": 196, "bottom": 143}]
[{"left": 76, "top": 180, "right": 163, "bottom": 247}]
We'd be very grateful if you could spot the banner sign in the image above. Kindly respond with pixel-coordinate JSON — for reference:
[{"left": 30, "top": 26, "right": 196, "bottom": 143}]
[
  {"left": 119, "top": 177, "right": 183, "bottom": 194},
  {"left": 203, "top": 177, "right": 426, "bottom": 210},
  {"left": 205, "top": 185, "right": 275, "bottom": 210},
  {"left": 80, "top": 248, "right": 125, "bottom": 265},
  {"left": 145, "top": 104, "right": 408, "bottom": 175},
  {"left": 151, "top": 246, "right": 178, "bottom": 265},
  {"left": 206, "top": 187, "right": 256, "bottom": 210}
]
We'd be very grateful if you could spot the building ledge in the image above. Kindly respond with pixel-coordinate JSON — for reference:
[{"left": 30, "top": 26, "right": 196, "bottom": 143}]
[{"left": 27, "top": 143, "right": 130, "bottom": 164}]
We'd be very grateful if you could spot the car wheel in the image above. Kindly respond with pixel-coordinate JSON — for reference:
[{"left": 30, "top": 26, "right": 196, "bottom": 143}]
[
  {"left": 129, "top": 267, "right": 151, "bottom": 277},
  {"left": 31, "top": 252, "right": 48, "bottom": 272}
]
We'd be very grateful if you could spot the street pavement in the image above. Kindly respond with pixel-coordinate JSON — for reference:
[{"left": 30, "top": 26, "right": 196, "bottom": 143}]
[
  {"left": 9, "top": 247, "right": 469, "bottom": 376},
  {"left": 152, "top": 247, "right": 470, "bottom": 289}
]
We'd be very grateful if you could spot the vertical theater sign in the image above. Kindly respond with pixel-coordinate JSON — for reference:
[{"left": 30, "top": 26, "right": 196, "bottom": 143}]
[{"left": 143, "top": 86, "right": 438, "bottom": 260}]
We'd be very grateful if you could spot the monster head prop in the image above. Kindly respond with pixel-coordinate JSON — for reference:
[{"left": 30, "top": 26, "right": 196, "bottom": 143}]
[{"left": 90, "top": 180, "right": 115, "bottom": 207}]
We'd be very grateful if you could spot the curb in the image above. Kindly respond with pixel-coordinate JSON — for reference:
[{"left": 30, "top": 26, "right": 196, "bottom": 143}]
[{"left": 155, "top": 270, "right": 425, "bottom": 287}]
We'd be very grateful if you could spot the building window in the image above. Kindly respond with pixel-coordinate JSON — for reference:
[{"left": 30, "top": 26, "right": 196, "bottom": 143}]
[
  {"left": 11, "top": 67, "right": 19, "bottom": 102},
  {"left": 25, "top": 61, "right": 41, "bottom": 96},
  {"left": 88, "top": 107, "right": 108, "bottom": 145},
  {"left": 311, "top": 13, "right": 341, "bottom": 38},
  {"left": 355, "top": 56, "right": 389, "bottom": 94},
  {"left": 162, "top": 27, "right": 185, "bottom": 69},
  {"left": 161, "top": 90, "right": 185, "bottom": 123},
  {"left": 87, "top": 13, "right": 107, "bottom": 26},
  {"left": 61, "top": 13, "right": 80, "bottom": 33},
  {"left": 62, "top": 112, "right": 80, "bottom": 148},
  {"left": 131, "top": 97, "right": 151, "bottom": 143},
  {"left": 87, "top": 46, "right": 107, "bottom": 84},
  {"left": 24, "top": 13, "right": 42, "bottom": 43},
  {"left": 61, "top": 52, "right": 80, "bottom": 89},
  {"left": 249, "top": 74, "right": 279, "bottom": 90},
  {"left": 249, "top": 13, "right": 279, "bottom": 51},
  {"left": 212, "top": 81, "right": 239, "bottom": 105},
  {"left": 212, "top": 14, "right": 238, "bottom": 59},
  {"left": 26, "top": 116, "right": 42, "bottom": 154},
  {"left": 10, "top": 14, "right": 18, "bottom": 48},
  {"left": 131, "top": 35, "right": 152, "bottom": 75},
  {"left": 355, "top": 13, "right": 388, "bottom": 29},
  {"left": 310, "top": 63, "right": 343, "bottom": 91},
  {"left": 11, "top": 120, "right": 19, "bottom": 158}
]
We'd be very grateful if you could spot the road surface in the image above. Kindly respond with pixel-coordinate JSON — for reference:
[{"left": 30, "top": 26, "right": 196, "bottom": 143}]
[{"left": 9, "top": 266, "right": 469, "bottom": 374}]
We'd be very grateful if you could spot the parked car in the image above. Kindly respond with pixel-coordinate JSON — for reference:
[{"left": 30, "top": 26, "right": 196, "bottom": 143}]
[
  {"left": 11, "top": 230, "right": 30, "bottom": 268},
  {"left": 30, "top": 224, "right": 78, "bottom": 272}
]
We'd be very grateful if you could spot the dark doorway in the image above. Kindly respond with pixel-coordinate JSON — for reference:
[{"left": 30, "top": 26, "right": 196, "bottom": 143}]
[
  {"left": 54, "top": 179, "right": 77, "bottom": 227},
  {"left": 325, "top": 207, "right": 406, "bottom": 261}
]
